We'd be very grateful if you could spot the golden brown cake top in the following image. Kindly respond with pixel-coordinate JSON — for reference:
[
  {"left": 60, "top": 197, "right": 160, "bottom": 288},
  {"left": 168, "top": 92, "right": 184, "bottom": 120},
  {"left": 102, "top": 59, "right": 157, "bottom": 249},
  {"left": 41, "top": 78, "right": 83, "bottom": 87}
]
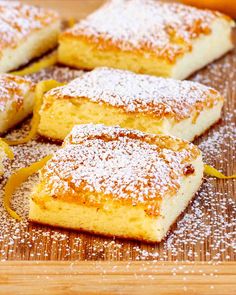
[
  {"left": 0, "top": 74, "right": 34, "bottom": 112},
  {"left": 47, "top": 67, "right": 223, "bottom": 121},
  {"left": 40, "top": 124, "right": 201, "bottom": 216},
  {"left": 0, "top": 1, "right": 59, "bottom": 51},
  {"left": 61, "top": 0, "right": 232, "bottom": 62}
]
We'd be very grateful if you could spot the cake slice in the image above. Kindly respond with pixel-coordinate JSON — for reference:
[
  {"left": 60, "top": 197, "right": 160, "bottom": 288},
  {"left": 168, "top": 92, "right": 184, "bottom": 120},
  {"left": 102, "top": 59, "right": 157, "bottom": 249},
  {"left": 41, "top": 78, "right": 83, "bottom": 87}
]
[
  {"left": 58, "top": 0, "right": 234, "bottom": 79},
  {"left": 0, "top": 74, "right": 35, "bottom": 134},
  {"left": 0, "top": 1, "right": 60, "bottom": 73},
  {"left": 38, "top": 67, "right": 224, "bottom": 142},
  {"left": 29, "top": 124, "right": 203, "bottom": 242}
]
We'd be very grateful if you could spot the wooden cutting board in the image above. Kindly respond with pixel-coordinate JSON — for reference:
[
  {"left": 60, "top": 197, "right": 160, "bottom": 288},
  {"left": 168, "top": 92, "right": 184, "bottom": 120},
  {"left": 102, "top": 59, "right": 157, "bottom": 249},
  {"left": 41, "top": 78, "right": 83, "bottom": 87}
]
[{"left": 0, "top": 1, "right": 236, "bottom": 294}]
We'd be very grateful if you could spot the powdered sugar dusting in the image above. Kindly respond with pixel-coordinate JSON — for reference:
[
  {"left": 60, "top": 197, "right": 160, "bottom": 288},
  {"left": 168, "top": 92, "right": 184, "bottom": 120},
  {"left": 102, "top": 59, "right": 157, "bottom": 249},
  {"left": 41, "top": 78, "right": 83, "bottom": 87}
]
[
  {"left": 0, "top": 1, "right": 59, "bottom": 51},
  {"left": 0, "top": 49, "right": 235, "bottom": 262},
  {"left": 48, "top": 67, "right": 222, "bottom": 121},
  {"left": 26, "top": 66, "right": 84, "bottom": 84},
  {"left": 0, "top": 74, "right": 33, "bottom": 112},
  {"left": 66, "top": 0, "right": 221, "bottom": 61},
  {"left": 192, "top": 50, "right": 236, "bottom": 168},
  {"left": 41, "top": 124, "right": 199, "bottom": 215}
]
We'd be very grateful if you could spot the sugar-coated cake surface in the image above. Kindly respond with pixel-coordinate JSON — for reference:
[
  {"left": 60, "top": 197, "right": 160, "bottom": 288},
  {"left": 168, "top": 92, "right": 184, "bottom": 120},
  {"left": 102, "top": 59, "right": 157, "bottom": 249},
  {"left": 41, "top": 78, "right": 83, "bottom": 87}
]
[
  {"left": 47, "top": 67, "right": 223, "bottom": 121},
  {"left": 40, "top": 124, "right": 200, "bottom": 217},
  {"left": 59, "top": 0, "right": 234, "bottom": 79},
  {"left": 62, "top": 0, "right": 228, "bottom": 62},
  {"left": 0, "top": 1, "right": 59, "bottom": 51},
  {"left": 26, "top": 66, "right": 84, "bottom": 84},
  {"left": 0, "top": 1, "right": 59, "bottom": 52},
  {"left": 0, "top": 74, "right": 34, "bottom": 112},
  {"left": 0, "top": 1, "right": 60, "bottom": 73}
]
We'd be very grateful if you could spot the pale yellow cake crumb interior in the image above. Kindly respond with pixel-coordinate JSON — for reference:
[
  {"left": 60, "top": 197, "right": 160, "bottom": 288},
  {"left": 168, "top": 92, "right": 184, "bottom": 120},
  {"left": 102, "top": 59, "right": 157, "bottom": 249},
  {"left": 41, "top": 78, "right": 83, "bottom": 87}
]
[
  {"left": 0, "top": 21, "right": 60, "bottom": 73},
  {"left": 38, "top": 96, "right": 223, "bottom": 142},
  {"left": 58, "top": 19, "right": 233, "bottom": 79},
  {"left": 29, "top": 156, "right": 203, "bottom": 242}
]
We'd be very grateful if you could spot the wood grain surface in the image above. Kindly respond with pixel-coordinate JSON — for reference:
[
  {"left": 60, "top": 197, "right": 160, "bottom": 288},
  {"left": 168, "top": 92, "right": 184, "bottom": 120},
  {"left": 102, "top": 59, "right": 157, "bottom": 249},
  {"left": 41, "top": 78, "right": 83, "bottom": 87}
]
[
  {"left": 1, "top": 0, "right": 236, "bottom": 294},
  {"left": 1, "top": 261, "right": 236, "bottom": 295}
]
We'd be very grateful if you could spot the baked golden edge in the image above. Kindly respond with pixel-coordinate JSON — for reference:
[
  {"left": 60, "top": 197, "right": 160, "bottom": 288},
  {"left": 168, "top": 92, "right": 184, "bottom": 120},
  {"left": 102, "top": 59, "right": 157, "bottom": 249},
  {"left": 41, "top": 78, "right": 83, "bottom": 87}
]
[
  {"left": 58, "top": 17, "right": 234, "bottom": 79},
  {"left": 29, "top": 130, "right": 203, "bottom": 242}
]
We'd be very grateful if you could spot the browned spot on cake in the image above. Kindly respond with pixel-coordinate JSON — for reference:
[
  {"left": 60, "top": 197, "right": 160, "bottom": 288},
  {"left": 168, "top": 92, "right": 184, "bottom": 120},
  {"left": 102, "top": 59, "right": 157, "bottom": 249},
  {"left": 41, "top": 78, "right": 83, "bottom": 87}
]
[{"left": 183, "top": 164, "right": 195, "bottom": 176}]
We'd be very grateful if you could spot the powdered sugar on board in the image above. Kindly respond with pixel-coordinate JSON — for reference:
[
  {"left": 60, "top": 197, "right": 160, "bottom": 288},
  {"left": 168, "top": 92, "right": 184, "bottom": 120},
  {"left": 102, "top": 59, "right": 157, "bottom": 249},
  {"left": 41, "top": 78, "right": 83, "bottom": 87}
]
[
  {"left": 192, "top": 50, "right": 236, "bottom": 170},
  {"left": 0, "top": 48, "right": 235, "bottom": 262},
  {"left": 25, "top": 66, "right": 84, "bottom": 84}
]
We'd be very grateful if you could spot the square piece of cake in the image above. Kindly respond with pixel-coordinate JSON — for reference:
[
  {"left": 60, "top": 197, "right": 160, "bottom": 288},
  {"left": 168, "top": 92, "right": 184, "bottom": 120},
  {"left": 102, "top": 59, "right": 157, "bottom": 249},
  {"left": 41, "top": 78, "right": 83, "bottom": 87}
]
[
  {"left": 0, "top": 74, "right": 35, "bottom": 134},
  {"left": 58, "top": 0, "right": 234, "bottom": 79},
  {"left": 38, "top": 67, "right": 224, "bottom": 142},
  {"left": 0, "top": 1, "right": 60, "bottom": 73},
  {"left": 29, "top": 124, "right": 203, "bottom": 242}
]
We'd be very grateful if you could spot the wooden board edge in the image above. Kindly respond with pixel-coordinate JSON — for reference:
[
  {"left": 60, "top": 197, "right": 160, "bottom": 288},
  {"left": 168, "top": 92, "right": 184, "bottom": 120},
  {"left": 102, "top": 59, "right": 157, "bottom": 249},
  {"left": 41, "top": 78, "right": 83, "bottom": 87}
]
[{"left": 0, "top": 261, "right": 236, "bottom": 295}]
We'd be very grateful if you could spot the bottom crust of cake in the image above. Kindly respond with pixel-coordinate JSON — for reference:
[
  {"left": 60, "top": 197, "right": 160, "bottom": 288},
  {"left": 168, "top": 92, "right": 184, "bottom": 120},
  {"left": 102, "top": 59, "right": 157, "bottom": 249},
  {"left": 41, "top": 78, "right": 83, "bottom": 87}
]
[
  {"left": 29, "top": 157, "right": 203, "bottom": 243},
  {"left": 38, "top": 96, "right": 223, "bottom": 142}
]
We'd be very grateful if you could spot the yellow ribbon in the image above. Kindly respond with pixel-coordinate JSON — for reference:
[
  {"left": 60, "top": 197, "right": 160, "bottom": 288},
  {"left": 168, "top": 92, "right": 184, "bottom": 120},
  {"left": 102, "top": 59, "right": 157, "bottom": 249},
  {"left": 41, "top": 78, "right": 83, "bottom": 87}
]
[
  {"left": 4, "top": 80, "right": 63, "bottom": 146},
  {"left": 4, "top": 155, "right": 52, "bottom": 221},
  {"left": 0, "top": 139, "right": 14, "bottom": 160},
  {"left": 10, "top": 51, "right": 58, "bottom": 76},
  {"left": 68, "top": 17, "right": 76, "bottom": 28},
  {"left": 204, "top": 164, "right": 236, "bottom": 179}
]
